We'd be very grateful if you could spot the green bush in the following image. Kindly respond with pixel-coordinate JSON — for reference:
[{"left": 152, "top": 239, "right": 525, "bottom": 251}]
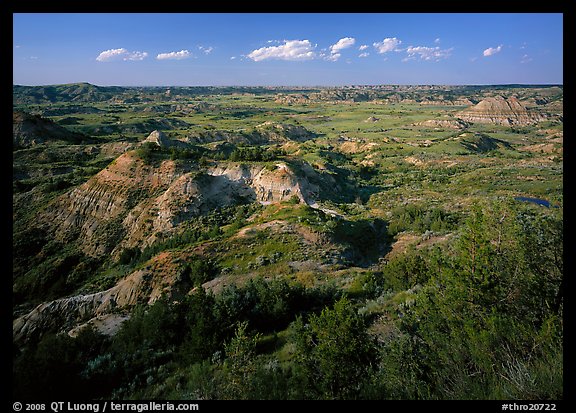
[
  {"left": 135, "top": 141, "right": 160, "bottom": 163},
  {"left": 373, "top": 201, "right": 563, "bottom": 399},
  {"left": 229, "top": 146, "right": 285, "bottom": 162},
  {"left": 388, "top": 203, "right": 459, "bottom": 235}
]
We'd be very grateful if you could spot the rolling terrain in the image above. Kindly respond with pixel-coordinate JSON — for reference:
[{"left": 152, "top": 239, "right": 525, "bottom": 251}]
[{"left": 12, "top": 84, "right": 563, "bottom": 400}]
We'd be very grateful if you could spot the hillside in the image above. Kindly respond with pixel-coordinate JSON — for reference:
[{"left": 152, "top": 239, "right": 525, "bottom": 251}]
[
  {"left": 457, "top": 95, "right": 547, "bottom": 126},
  {"left": 13, "top": 83, "right": 128, "bottom": 104},
  {"left": 13, "top": 110, "right": 92, "bottom": 148}
]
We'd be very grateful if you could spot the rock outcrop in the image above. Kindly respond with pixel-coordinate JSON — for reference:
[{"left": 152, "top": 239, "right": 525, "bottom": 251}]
[
  {"left": 208, "top": 162, "right": 318, "bottom": 203},
  {"left": 142, "top": 129, "right": 171, "bottom": 147},
  {"left": 141, "top": 129, "right": 188, "bottom": 148},
  {"left": 414, "top": 118, "right": 469, "bottom": 130},
  {"left": 13, "top": 157, "right": 325, "bottom": 344},
  {"left": 457, "top": 96, "right": 546, "bottom": 126}
]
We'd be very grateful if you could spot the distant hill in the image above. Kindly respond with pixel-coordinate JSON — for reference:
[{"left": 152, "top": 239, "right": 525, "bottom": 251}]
[
  {"left": 13, "top": 110, "right": 92, "bottom": 148},
  {"left": 13, "top": 83, "right": 128, "bottom": 104},
  {"left": 13, "top": 83, "right": 315, "bottom": 105},
  {"left": 457, "top": 96, "right": 547, "bottom": 126}
]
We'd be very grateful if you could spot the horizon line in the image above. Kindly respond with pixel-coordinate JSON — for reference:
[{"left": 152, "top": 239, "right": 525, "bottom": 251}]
[{"left": 13, "top": 82, "right": 564, "bottom": 88}]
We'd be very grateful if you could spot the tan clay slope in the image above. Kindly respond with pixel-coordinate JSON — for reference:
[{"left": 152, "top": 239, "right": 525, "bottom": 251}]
[
  {"left": 457, "top": 96, "right": 546, "bottom": 126},
  {"left": 39, "top": 148, "right": 321, "bottom": 260},
  {"left": 39, "top": 150, "right": 186, "bottom": 257}
]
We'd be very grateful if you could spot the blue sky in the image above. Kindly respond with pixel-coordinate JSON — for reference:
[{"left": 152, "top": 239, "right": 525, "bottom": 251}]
[{"left": 13, "top": 13, "right": 563, "bottom": 86}]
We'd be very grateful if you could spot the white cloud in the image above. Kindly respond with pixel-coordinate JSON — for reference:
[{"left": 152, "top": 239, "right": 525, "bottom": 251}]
[
  {"left": 96, "top": 48, "right": 148, "bottom": 62},
  {"left": 230, "top": 56, "right": 237, "bottom": 60},
  {"left": 156, "top": 50, "right": 192, "bottom": 60},
  {"left": 199, "top": 46, "right": 214, "bottom": 54},
  {"left": 126, "top": 51, "right": 148, "bottom": 61},
  {"left": 405, "top": 45, "right": 453, "bottom": 61},
  {"left": 373, "top": 37, "right": 402, "bottom": 54},
  {"left": 330, "top": 37, "right": 356, "bottom": 54},
  {"left": 359, "top": 44, "right": 369, "bottom": 51},
  {"left": 520, "top": 54, "right": 533, "bottom": 64},
  {"left": 247, "top": 40, "right": 316, "bottom": 61},
  {"left": 434, "top": 38, "right": 441, "bottom": 44},
  {"left": 483, "top": 45, "right": 503, "bottom": 57},
  {"left": 359, "top": 52, "right": 369, "bottom": 58},
  {"left": 96, "top": 48, "right": 128, "bottom": 61},
  {"left": 326, "top": 37, "right": 355, "bottom": 61}
]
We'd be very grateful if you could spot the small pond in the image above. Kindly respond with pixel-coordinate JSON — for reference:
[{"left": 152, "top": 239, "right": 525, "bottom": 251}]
[{"left": 514, "top": 196, "right": 553, "bottom": 208}]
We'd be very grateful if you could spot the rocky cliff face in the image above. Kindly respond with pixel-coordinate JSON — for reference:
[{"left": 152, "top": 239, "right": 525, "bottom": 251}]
[
  {"left": 208, "top": 162, "right": 317, "bottom": 203},
  {"left": 457, "top": 96, "right": 546, "bottom": 126}
]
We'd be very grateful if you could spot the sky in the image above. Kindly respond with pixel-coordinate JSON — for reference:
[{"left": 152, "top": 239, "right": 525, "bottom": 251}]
[{"left": 13, "top": 13, "right": 563, "bottom": 86}]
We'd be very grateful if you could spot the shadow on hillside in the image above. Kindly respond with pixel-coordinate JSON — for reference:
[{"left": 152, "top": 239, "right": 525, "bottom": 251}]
[{"left": 331, "top": 217, "right": 391, "bottom": 268}]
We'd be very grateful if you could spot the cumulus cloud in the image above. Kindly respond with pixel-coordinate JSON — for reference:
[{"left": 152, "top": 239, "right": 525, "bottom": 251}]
[
  {"left": 359, "top": 52, "right": 369, "bottom": 58},
  {"left": 330, "top": 37, "right": 355, "bottom": 54},
  {"left": 359, "top": 44, "right": 369, "bottom": 51},
  {"left": 156, "top": 50, "right": 192, "bottom": 60},
  {"left": 326, "top": 37, "right": 355, "bottom": 61},
  {"left": 483, "top": 45, "right": 503, "bottom": 57},
  {"left": 247, "top": 40, "right": 316, "bottom": 61},
  {"left": 326, "top": 53, "right": 341, "bottom": 62},
  {"left": 404, "top": 46, "right": 453, "bottom": 61},
  {"left": 373, "top": 37, "right": 402, "bottom": 54},
  {"left": 96, "top": 48, "right": 148, "bottom": 62}
]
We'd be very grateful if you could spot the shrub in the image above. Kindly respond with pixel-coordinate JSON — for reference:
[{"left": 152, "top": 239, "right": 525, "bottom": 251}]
[{"left": 292, "top": 297, "right": 377, "bottom": 399}]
